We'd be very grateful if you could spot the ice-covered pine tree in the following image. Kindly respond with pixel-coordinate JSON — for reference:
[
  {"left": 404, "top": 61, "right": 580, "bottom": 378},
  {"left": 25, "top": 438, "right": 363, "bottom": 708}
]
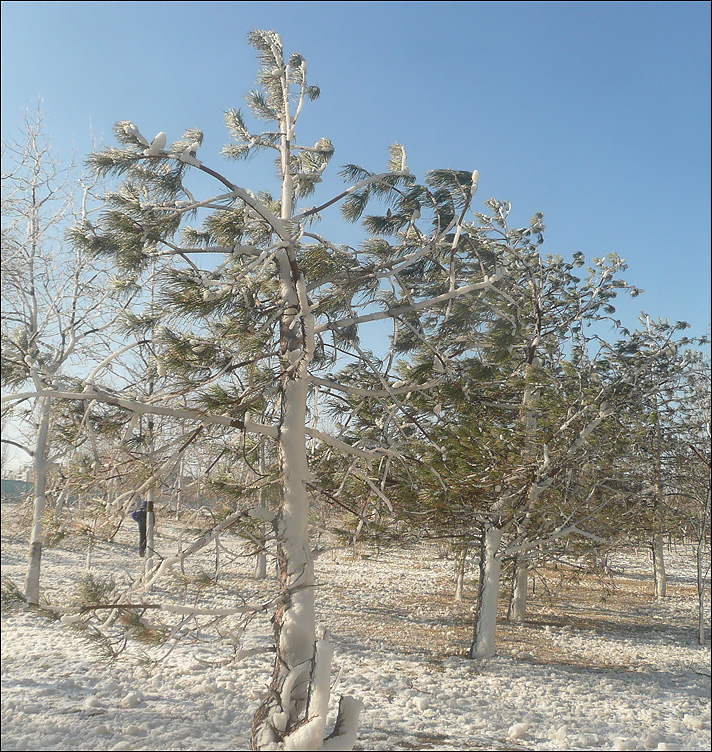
[
  {"left": 66, "top": 29, "right": 503, "bottom": 750},
  {"left": 369, "top": 205, "right": 678, "bottom": 658},
  {"left": 608, "top": 315, "right": 707, "bottom": 600}
]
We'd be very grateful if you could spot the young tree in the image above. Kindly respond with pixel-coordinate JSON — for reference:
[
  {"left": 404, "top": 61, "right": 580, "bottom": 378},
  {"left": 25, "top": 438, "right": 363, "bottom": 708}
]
[
  {"left": 655, "top": 350, "right": 711, "bottom": 641},
  {"left": 1, "top": 107, "right": 121, "bottom": 604},
  {"left": 378, "top": 207, "right": 670, "bottom": 657},
  {"left": 30, "top": 30, "right": 502, "bottom": 750},
  {"left": 619, "top": 316, "right": 707, "bottom": 598}
]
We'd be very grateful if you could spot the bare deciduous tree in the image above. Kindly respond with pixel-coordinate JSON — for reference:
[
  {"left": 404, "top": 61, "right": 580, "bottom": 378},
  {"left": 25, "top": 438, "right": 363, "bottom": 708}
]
[{"left": 1, "top": 106, "right": 122, "bottom": 604}]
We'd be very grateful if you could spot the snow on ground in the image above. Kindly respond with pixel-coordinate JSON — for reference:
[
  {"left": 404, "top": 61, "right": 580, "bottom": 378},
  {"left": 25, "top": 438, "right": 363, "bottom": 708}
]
[{"left": 1, "top": 500, "right": 710, "bottom": 751}]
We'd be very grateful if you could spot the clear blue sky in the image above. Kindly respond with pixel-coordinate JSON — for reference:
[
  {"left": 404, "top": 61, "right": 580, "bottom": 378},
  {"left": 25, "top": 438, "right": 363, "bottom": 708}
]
[{"left": 2, "top": 0, "right": 710, "bottom": 339}]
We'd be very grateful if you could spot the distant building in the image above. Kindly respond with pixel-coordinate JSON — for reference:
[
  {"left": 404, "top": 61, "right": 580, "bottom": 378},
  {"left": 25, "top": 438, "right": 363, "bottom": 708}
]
[{"left": 1, "top": 478, "right": 33, "bottom": 502}]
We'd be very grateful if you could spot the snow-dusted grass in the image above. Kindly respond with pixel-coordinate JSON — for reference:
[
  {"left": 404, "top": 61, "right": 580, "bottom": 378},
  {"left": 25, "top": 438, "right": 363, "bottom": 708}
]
[{"left": 1, "top": 499, "right": 710, "bottom": 751}]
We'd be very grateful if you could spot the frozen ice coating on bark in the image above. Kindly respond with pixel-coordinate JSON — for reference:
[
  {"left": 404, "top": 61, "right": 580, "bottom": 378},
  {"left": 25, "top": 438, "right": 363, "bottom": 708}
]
[
  {"left": 179, "top": 141, "right": 202, "bottom": 166},
  {"left": 124, "top": 122, "right": 150, "bottom": 147},
  {"left": 471, "top": 169, "right": 479, "bottom": 195},
  {"left": 400, "top": 144, "right": 408, "bottom": 173},
  {"left": 322, "top": 697, "right": 365, "bottom": 751},
  {"left": 284, "top": 717, "right": 325, "bottom": 750},
  {"left": 271, "top": 711, "right": 289, "bottom": 732},
  {"left": 146, "top": 132, "right": 167, "bottom": 156}
]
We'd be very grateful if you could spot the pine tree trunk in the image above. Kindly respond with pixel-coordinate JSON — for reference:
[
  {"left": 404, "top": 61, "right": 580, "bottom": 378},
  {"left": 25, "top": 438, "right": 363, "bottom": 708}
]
[
  {"left": 145, "top": 485, "right": 155, "bottom": 578},
  {"left": 506, "top": 355, "right": 537, "bottom": 623},
  {"left": 454, "top": 547, "right": 467, "bottom": 602},
  {"left": 469, "top": 525, "right": 503, "bottom": 659},
  {"left": 252, "top": 124, "right": 326, "bottom": 746},
  {"left": 508, "top": 553, "right": 528, "bottom": 622},
  {"left": 254, "top": 548, "right": 267, "bottom": 580},
  {"left": 254, "top": 451, "right": 268, "bottom": 580},
  {"left": 697, "top": 486, "right": 711, "bottom": 645},
  {"left": 54, "top": 487, "right": 67, "bottom": 516},
  {"left": 652, "top": 534, "right": 667, "bottom": 598},
  {"left": 175, "top": 459, "right": 183, "bottom": 520},
  {"left": 250, "top": 68, "right": 361, "bottom": 748},
  {"left": 652, "top": 408, "right": 667, "bottom": 598},
  {"left": 251, "top": 370, "right": 318, "bottom": 748},
  {"left": 24, "top": 396, "right": 51, "bottom": 604}
]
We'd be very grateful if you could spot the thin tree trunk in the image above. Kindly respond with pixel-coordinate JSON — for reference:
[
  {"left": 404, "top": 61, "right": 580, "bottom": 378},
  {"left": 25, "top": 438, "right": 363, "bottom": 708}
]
[
  {"left": 508, "top": 553, "right": 528, "bottom": 622},
  {"left": 252, "top": 370, "right": 318, "bottom": 747},
  {"left": 507, "top": 354, "right": 537, "bottom": 623},
  {"left": 454, "top": 546, "right": 467, "bottom": 602},
  {"left": 54, "top": 486, "right": 68, "bottom": 516},
  {"left": 144, "top": 484, "right": 155, "bottom": 577},
  {"left": 252, "top": 122, "right": 324, "bottom": 745},
  {"left": 469, "top": 525, "right": 503, "bottom": 659},
  {"left": 652, "top": 407, "right": 667, "bottom": 598},
  {"left": 144, "top": 410, "right": 156, "bottom": 580},
  {"left": 697, "top": 486, "right": 711, "bottom": 645},
  {"left": 175, "top": 457, "right": 183, "bottom": 520},
  {"left": 248, "top": 47, "right": 361, "bottom": 747},
  {"left": 652, "top": 534, "right": 667, "bottom": 598},
  {"left": 254, "top": 548, "right": 268, "bottom": 580},
  {"left": 24, "top": 396, "right": 51, "bottom": 604},
  {"left": 254, "top": 447, "right": 268, "bottom": 580}
]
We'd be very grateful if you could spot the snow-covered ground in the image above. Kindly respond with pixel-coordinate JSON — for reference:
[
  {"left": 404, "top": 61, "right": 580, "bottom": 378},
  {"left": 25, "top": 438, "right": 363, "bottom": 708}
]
[{"left": 1, "top": 501, "right": 710, "bottom": 751}]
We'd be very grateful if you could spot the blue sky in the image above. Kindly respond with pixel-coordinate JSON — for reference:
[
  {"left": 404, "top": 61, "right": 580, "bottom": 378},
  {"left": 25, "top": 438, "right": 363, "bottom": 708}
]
[{"left": 2, "top": 0, "right": 710, "bottom": 339}]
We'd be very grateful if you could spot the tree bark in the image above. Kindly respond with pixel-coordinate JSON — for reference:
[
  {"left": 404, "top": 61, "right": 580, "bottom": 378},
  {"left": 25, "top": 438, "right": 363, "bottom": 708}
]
[
  {"left": 652, "top": 534, "right": 667, "bottom": 599},
  {"left": 652, "top": 408, "right": 667, "bottom": 598},
  {"left": 508, "top": 552, "right": 528, "bottom": 622},
  {"left": 454, "top": 546, "right": 467, "bottom": 602},
  {"left": 24, "top": 396, "right": 51, "bottom": 604},
  {"left": 252, "top": 102, "right": 334, "bottom": 747},
  {"left": 697, "top": 486, "right": 711, "bottom": 645},
  {"left": 251, "top": 368, "right": 317, "bottom": 748},
  {"left": 145, "top": 484, "right": 155, "bottom": 578},
  {"left": 254, "top": 550, "right": 268, "bottom": 580},
  {"left": 469, "top": 525, "right": 503, "bottom": 658}
]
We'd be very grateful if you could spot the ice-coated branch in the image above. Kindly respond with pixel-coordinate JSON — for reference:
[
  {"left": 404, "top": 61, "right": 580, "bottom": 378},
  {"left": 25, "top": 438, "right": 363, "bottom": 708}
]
[
  {"left": 314, "top": 269, "right": 503, "bottom": 335},
  {"left": 294, "top": 169, "right": 412, "bottom": 221},
  {"left": 503, "top": 521, "right": 607, "bottom": 557},
  {"left": 131, "top": 507, "right": 253, "bottom": 594},
  {"left": 1, "top": 389, "right": 280, "bottom": 439},
  {"left": 351, "top": 469, "right": 394, "bottom": 512},
  {"left": 309, "top": 375, "right": 442, "bottom": 398},
  {"left": 83, "top": 340, "right": 148, "bottom": 386},
  {"left": 305, "top": 426, "right": 394, "bottom": 461},
  {"left": 136, "top": 152, "right": 291, "bottom": 243},
  {"left": 161, "top": 603, "right": 260, "bottom": 617},
  {"left": 0, "top": 438, "right": 34, "bottom": 458},
  {"left": 148, "top": 191, "right": 241, "bottom": 221}
]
